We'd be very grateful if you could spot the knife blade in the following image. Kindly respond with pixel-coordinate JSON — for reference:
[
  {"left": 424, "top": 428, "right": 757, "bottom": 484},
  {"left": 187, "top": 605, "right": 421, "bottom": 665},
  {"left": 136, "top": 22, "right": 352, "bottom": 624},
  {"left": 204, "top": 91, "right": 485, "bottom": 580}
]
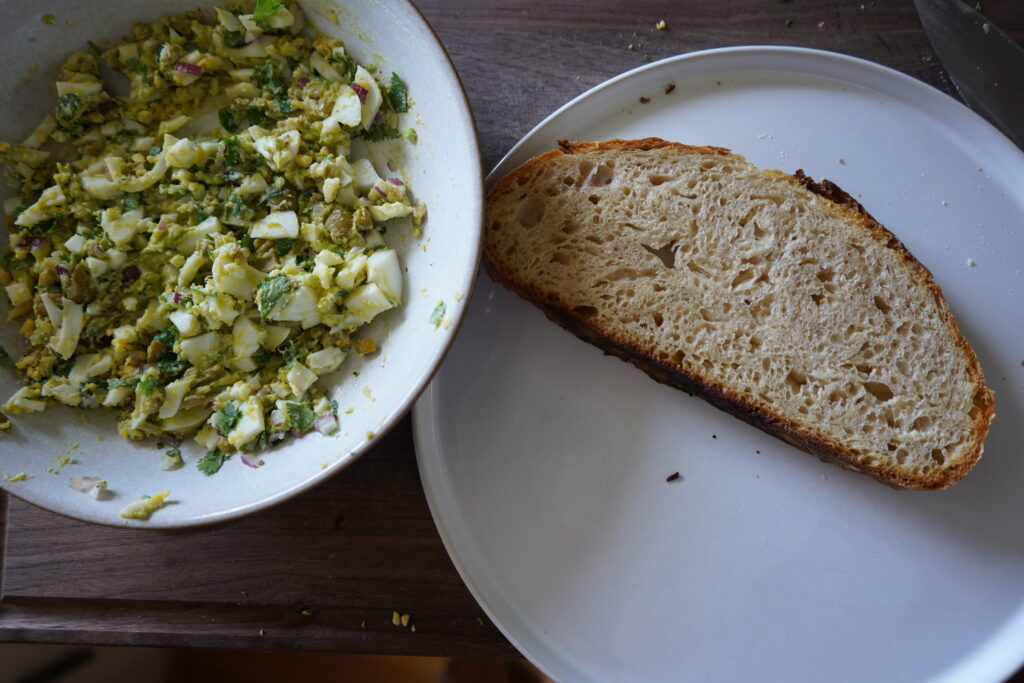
[{"left": 915, "top": 0, "right": 1024, "bottom": 151}]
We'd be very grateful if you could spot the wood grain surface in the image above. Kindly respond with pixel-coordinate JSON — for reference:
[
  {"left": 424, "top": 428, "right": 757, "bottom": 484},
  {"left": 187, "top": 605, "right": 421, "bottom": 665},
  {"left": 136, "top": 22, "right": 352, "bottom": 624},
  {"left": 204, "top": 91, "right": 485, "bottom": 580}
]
[{"left": 2, "top": 0, "right": 1023, "bottom": 662}]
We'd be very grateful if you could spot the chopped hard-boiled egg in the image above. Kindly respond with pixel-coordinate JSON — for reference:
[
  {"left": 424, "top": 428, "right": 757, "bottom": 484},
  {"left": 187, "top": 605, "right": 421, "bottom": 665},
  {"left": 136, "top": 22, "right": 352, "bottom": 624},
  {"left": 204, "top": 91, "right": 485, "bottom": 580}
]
[{"left": 0, "top": 3, "right": 421, "bottom": 461}]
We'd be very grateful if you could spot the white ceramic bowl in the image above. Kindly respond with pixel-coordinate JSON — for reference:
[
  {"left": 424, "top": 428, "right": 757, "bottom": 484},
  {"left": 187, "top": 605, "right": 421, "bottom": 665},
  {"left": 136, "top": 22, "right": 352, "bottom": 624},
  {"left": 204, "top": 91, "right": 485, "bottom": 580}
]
[{"left": 0, "top": 0, "right": 482, "bottom": 527}]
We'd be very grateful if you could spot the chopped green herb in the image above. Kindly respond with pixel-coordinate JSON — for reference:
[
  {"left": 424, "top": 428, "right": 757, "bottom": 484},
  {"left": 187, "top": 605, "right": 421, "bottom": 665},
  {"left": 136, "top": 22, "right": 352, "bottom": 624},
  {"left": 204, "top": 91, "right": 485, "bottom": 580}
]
[
  {"left": 255, "top": 274, "right": 291, "bottom": 319},
  {"left": 252, "top": 0, "right": 283, "bottom": 22},
  {"left": 247, "top": 106, "right": 270, "bottom": 127},
  {"left": 328, "top": 52, "right": 358, "bottom": 81},
  {"left": 253, "top": 61, "right": 284, "bottom": 94},
  {"left": 223, "top": 30, "right": 246, "bottom": 48},
  {"left": 286, "top": 403, "right": 316, "bottom": 432},
  {"left": 157, "top": 353, "right": 189, "bottom": 378},
  {"left": 359, "top": 122, "right": 400, "bottom": 142},
  {"left": 276, "top": 96, "right": 293, "bottom": 115},
  {"left": 1, "top": 251, "right": 32, "bottom": 271},
  {"left": 402, "top": 127, "right": 418, "bottom": 143},
  {"left": 213, "top": 402, "right": 241, "bottom": 435},
  {"left": 192, "top": 207, "right": 208, "bottom": 223},
  {"left": 148, "top": 144, "right": 162, "bottom": 157},
  {"left": 154, "top": 325, "right": 179, "bottom": 348},
  {"left": 162, "top": 448, "right": 184, "bottom": 470},
  {"left": 223, "top": 137, "right": 243, "bottom": 167},
  {"left": 138, "top": 374, "right": 158, "bottom": 395},
  {"left": 197, "top": 450, "right": 228, "bottom": 475},
  {"left": 125, "top": 57, "right": 148, "bottom": 74},
  {"left": 274, "top": 238, "right": 295, "bottom": 257},
  {"left": 121, "top": 194, "right": 141, "bottom": 211},
  {"left": 258, "top": 184, "right": 285, "bottom": 206},
  {"left": 55, "top": 93, "right": 83, "bottom": 129},
  {"left": 429, "top": 301, "right": 446, "bottom": 328},
  {"left": 107, "top": 377, "right": 140, "bottom": 390},
  {"left": 227, "top": 193, "right": 248, "bottom": 219},
  {"left": 785, "top": 17, "right": 793, "bottom": 27},
  {"left": 388, "top": 73, "right": 409, "bottom": 113},
  {"left": 218, "top": 107, "right": 238, "bottom": 133}
]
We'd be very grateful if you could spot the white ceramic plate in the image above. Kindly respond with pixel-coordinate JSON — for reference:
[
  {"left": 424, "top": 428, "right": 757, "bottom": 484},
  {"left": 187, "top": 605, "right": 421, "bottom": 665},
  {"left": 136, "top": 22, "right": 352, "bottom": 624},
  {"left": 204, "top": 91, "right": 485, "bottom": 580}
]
[
  {"left": 414, "top": 47, "right": 1024, "bottom": 683},
  {"left": 0, "top": 0, "right": 481, "bottom": 527}
]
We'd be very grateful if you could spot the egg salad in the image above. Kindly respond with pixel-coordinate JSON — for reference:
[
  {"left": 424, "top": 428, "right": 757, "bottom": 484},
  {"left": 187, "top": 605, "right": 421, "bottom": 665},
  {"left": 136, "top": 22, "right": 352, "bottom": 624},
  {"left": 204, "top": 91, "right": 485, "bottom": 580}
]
[{"left": 0, "top": 1, "right": 423, "bottom": 462}]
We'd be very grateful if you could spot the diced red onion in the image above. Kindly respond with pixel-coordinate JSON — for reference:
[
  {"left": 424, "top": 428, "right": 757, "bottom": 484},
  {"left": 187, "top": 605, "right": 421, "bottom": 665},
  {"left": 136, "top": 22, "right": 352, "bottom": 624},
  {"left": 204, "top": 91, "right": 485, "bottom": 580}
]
[
  {"left": 206, "top": 400, "right": 214, "bottom": 408},
  {"left": 372, "top": 184, "right": 387, "bottom": 197},
  {"left": 55, "top": 264, "right": 70, "bottom": 277},
  {"left": 296, "top": 76, "right": 309, "bottom": 87},
  {"left": 387, "top": 177, "right": 404, "bottom": 186},
  {"left": 121, "top": 264, "right": 141, "bottom": 283},
  {"left": 350, "top": 82, "right": 368, "bottom": 103},
  {"left": 241, "top": 453, "right": 264, "bottom": 469},
  {"left": 69, "top": 476, "right": 99, "bottom": 492},
  {"left": 172, "top": 292, "right": 183, "bottom": 304},
  {"left": 372, "top": 111, "right": 382, "bottom": 125},
  {"left": 30, "top": 236, "right": 49, "bottom": 250},
  {"left": 314, "top": 413, "right": 338, "bottom": 435},
  {"left": 173, "top": 61, "right": 204, "bottom": 77},
  {"left": 156, "top": 220, "right": 168, "bottom": 231},
  {"left": 69, "top": 476, "right": 106, "bottom": 500}
]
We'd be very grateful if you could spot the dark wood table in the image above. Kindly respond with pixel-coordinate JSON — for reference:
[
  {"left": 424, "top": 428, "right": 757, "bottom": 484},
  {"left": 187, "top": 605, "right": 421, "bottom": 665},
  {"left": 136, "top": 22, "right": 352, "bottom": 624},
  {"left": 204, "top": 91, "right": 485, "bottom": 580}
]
[{"left": 2, "top": 0, "right": 1023, "bottom": 668}]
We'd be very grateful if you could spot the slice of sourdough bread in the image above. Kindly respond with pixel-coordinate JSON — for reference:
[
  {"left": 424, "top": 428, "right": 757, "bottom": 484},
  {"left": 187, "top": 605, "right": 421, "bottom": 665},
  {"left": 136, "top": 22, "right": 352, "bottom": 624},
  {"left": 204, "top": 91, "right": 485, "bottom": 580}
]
[{"left": 484, "top": 138, "right": 994, "bottom": 489}]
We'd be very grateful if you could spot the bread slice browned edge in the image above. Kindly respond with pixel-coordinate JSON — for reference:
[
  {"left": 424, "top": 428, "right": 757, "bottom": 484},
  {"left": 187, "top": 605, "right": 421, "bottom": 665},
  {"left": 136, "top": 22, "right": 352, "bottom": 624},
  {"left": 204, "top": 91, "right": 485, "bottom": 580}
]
[{"left": 483, "top": 138, "right": 996, "bottom": 490}]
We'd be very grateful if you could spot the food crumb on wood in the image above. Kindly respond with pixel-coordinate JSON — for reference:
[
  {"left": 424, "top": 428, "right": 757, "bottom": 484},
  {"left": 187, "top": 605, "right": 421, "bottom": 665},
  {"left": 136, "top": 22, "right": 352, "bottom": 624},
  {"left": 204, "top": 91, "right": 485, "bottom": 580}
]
[
  {"left": 392, "top": 611, "right": 401, "bottom": 626},
  {"left": 361, "top": 620, "right": 366, "bottom": 629},
  {"left": 259, "top": 629, "right": 265, "bottom": 636},
  {"left": 628, "top": 43, "right": 635, "bottom": 51},
  {"left": 411, "top": 624, "right": 416, "bottom": 633},
  {"left": 785, "top": 18, "right": 793, "bottom": 27},
  {"left": 476, "top": 617, "right": 484, "bottom": 626},
  {"left": 817, "top": 20, "right": 825, "bottom": 28},
  {"left": 665, "top": 83, "right": 676, "bottom": 94},
  {"left": 666, "top": 471, "right": 681, "bottom": 483},
  {"left": 301, "top": 609, "right": 312, "bottom": 616},
  {"left": 400, "top": 613, "right": 410, "bottom": 627},
  {"left": 656, "top": 19, "right": 667, "bottom": 30},
  {"left": 639, "top": 96, "right": 651, "bottom": 104}
]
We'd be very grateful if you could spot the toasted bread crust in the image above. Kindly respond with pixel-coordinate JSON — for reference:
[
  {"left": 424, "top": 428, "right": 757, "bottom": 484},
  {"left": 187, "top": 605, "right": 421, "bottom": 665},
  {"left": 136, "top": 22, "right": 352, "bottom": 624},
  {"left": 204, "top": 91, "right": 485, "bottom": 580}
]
[{"left": 485, "top": 138, "right": 995, "bottom": 490}]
